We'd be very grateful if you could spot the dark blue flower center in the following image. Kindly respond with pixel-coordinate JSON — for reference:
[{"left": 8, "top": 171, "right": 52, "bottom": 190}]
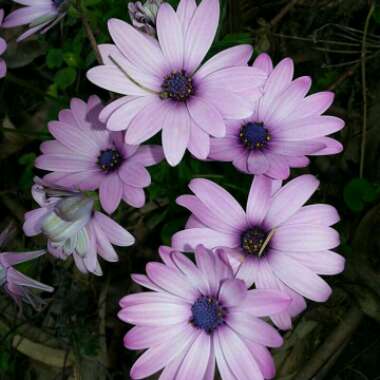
[
  {"left": 97, "top": 149, "right": 123, "bottom": 172},
  {"left": 241, "top": 227, "right": 268, "bottom": 256},
  {"left": 239, "top": 122, "right": 271, "bottom": 150},
  {"left": 161, "top": 71, "right": 193, "bottom": 101},
  {"left": 191, "top": 296, "right": 225, "bottom": 334}
]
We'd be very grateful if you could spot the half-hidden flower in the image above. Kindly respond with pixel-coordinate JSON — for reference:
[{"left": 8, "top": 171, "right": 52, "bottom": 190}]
[
  {"left": 128, "top": 0, "right": 163, "bottom": 36},
  {"left": 119, "top": 245, "right": 290, "bottom": 380},
  {"left": 23, "top": 178, "right": 135, "bottom": 276},
  {"left": 172, "top": 175, "right": 345, "bottom": 330},
  {"left": 208, "top": 53, "right": 345, "bottom": 179},
  {"left": 0, "top": 249, "right": 53, "bottom": 309},
  {"left": 87, "top": 0, "right": 267, "bottom": 166},
  {"left": 2, "top": 0, "right": 69, "bottom": 42},
  {"left": 35, "top": 96, "right": 164, "bottom": 214},
  {"left": 0, "top": 9, "right": 7, "bottom": 78}
]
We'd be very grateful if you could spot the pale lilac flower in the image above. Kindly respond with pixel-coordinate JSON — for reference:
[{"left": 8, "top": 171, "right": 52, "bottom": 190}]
[
  {"left": 128, "top": 0, "right": 163, "bottom": 36},
  {"left": 0, "top": 249, "right": 53, "bottom": 308},
  {"left": 87, "top": 0, "right": 267, "bottom": 166},
  {"left": 2, "top": 0, "right": 69, "bottom": 42},
  {"left": 0, "top": 10, "right": 7, "bottom": 78},
  {"left": 35, "top": 96, "right": 164, "bottom": 214},
  {"left": 209, "top": 53, "right": 345, "bottom": 179},
  {"left": 172, "top": 175, "right": 345, "bottom": 330},
  {"left": 23, "top": 178, "right": 135, "bottom": 276},
  {"left": 119, "top": 245, "right": 290, "bottom": 380}
]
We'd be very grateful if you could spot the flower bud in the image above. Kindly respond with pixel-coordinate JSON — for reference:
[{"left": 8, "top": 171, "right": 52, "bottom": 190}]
[
  {"left": 55, "top": 194, "right": 94, "bottom": 222},
  {"left": 128, "top": 0, "right": 163, "bottom": 36}
]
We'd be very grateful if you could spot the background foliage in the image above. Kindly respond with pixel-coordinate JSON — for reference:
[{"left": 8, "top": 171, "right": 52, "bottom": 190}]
[{"left": 0, "top": 0, "right": 380, "bottom": 379}]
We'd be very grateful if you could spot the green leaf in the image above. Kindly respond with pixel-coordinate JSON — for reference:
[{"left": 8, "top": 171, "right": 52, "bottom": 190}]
[
  {"left": 54, "top": 67, "right": 77, "bottom": 90},
  {"left": 343, "top": 178, "right": 378, "bottom": 212},
  {"left": 46, "top": 48, "right": 64, "bottom": 69}
]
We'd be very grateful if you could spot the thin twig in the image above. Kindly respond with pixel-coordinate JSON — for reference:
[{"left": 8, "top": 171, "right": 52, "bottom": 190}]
[
  {"left": 78, "top": 0, "right": 103, "bottom": 65},
  {"left": 296, "top": 305, "right": 364, "bottom": 380},
  {"left": 359, "top": 3, "right": 375, "bottom": 178},
  {"left": 270, "top": 0, "right": 300, "bottom": 27},
  {"left": 328, "top": 63, "right": 360, "bottom": 91}
]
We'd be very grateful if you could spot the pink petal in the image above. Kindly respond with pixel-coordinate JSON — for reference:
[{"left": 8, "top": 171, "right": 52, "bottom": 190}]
[
  {"left": 1, "top": 250, "right": 46, "bottom": 267},
  {"left": 263, "top": 76, "right": 312, "bottom": 127},
  {"left": 177, "top": 0, "right": 197, "bottom": 32},
  {"left": 3, "top": 6, "right": 55, "bottom": 28},
  {"left": 87, "top": 65, "right": 149, "bottom": 96},
  {"left": 162, "top": 104, "right": 191, "bottom": 166},
  {"left": 196, "top": 45, "right": 253, "bottom": 80},
  {"left": 176, "top": 194, "right": 239, "bottom": 234},
  {"left": 208, "top": 136, "right": 241, "bottom": 161},
  {"left": 188, "top": 122, "right": 210, "bottom": 159},
  {"left": 219, "top": 279, "right": 247, "bottom": 307},
  {"left": 119, "top": 302, "right": 191, "bottom": 327},
  {"left": 183, "top": 0, "right": 219, "bottom": 73},
  {"left": 130, "top": 327, "right": 197, "bottom": 379},
  {"left": 286, "top": 204, "right": 340, "bottom": 226},
  {"left": 264, "top": 174, "right": 319, "bottom": 228},
  {"left": 99, "top": 96, "right": 130, "bottom": 123},
  {"left": 125, "top": 99, "right": 170, "bottom": 145},
  {"left": 286, "top": 91, "right": 335, "bottom": 121},
  {"left": 239, "top": 289, "right": 291, "bottom": 317},
  {"left": 252, "top": 53, "right": 273, "bottom": 75},
  {"left": 271, "top": 225, "right": 340, "bottom": 251},
  {"left": 309, "top": 137, "right": 343, "bottom": 156},
  {"left": 246, "top": 341, "right": 276, "bottom": 379},
  {"left": 283, "top": 250, "right": 345, "bottom": 275},
  {"left": 247, "top": 151, "right": 270, "bottom": 174},
  {"left": 187, "top": 96, "right": 226, "bottom": 137},
  {"left": 119, "top": 162, "right": 151, "bottom": 187},
  {"left": 275, "top": 116, "right": 345, "bottom": 140},
  {"left": 93, "top": 222, "right": 119, "bottom": 262},
  {"left": 107, "top": 18, "right": 166, "bottom": 78},
  {"left": 270, "top": 139, "right": 325, "bottom": 156},
  {"left": 217, "top": 328, "right": 264, "bottom": 380},
  {"left": 123, "top": 185, "right": 146, "bottom": 208},
  {"left": 93, "top": 211, "right": 135, "bottom": 246},
  {"left": 35, "top": 154, "right": 96, "bottom": 172},
  {"left": 265, "top": 153, "right": 290, "bottom": 180},
  {"left": 246, "top": 175, "right": 272, "bottom": 226},
  {"left": 107, "top": 96, "right": 158, "bottom": 131},
  {"left": 99, "top": 174, "right": 123, "bottom": 214},
  {"left": 157, "top": 4, "right": 184, "bottom": 70},
  {"left": 189, "top": 178, "right": 247, "bottom": 229},
  {"left": 258, "top": 57, "right": 294, "bottom": 121},
  {"left": 176, "top": 332, "right": 211, "bottom": 380},
  {"left": 268, "top": 252, "right": 332, "bottom": 302},
  {"left": 146, "top": 262, "right": 199, "bottom": 302},
  {"left": 23, "top": 208, "right": 49, "bottom": 237},
  {"left": 130, "top": 145, "right": 164, "bottom": 166},
  {"left": 227, "top": 311, "right": 283, "bottom": 347}
]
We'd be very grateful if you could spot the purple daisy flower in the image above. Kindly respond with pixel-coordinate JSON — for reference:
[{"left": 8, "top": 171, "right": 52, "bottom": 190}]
[
  {"left": 128, "top": 0, "right": 163, "bottom": 36},
  {"left": 35, "top": 96, "right": 164, "bottom": 214},
  {"left": 0, "top": 249, "right": 53, "bottom": 309},
  {"left": 23, "top": 178, "right": 135, "bottom": 276},
  {"left": 2, "top": 0, "right": 69, "bottom": 42},
  {"left": 208, "top": 53, "right": 345, "bottom": 179},
  {"left": 87, "top": 0, "right": 267, "bottom": 166},
  {"left": 119, "top": 245, "right": 290, "bottom": 380},
  {"left": 172, "top": 175, "right": 345, "bottom": 330},
  {"left": 0, "top": 10, "right": 7, "bottom": 78}
]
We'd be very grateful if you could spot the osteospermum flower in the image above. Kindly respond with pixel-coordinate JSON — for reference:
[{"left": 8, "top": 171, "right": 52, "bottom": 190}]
[
  {"left": 0, "top": 10, "right": 7, "bottom": 78},
  {"left": 35, "top": 96, "right": 164, "bottom": 214},
  {"left": 0, "top": 249, "right": 53, "bottom": 308},
  {"left": 23, "top": 178, "right": 135, "bottom": 276},
  {"left": 208, "top": 53, "right": 345, "bottom": 179},
  {"left": 119, "top": 245, "right": 290, "bottom": 380},
  {"left": 2, "top": 0, "right": 69, "bottom": 42},
  {"left": 128, "top": 0, "right": 163, "bottom": 36},
  {"left": 172, "top": 175, "right": 345, "bottom": 329},
  {"left": 87, "top": 0, "right": 267, "bottom": 166}
]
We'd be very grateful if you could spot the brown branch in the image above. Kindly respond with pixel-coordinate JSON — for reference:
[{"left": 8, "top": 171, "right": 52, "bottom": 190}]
[
  {"left": 328, "top": 63, "right": 360, "bottom": 91},
  {"left": 359, "top": 3, "right": 375, "bottom": 178},
  {"left": 295, "top": 305, "right": 364, "bottom": 380},
  {"left": 270, "top": 0, "right": 300, "bottom": 28}
]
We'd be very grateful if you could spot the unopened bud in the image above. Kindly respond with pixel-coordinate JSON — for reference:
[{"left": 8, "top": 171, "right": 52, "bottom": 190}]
[
  {"left": 128, "top": 0, "right": 163, "bottom": 36},
  {"left": 55, "top": 195, "right": 94, "bottom": 222}
]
